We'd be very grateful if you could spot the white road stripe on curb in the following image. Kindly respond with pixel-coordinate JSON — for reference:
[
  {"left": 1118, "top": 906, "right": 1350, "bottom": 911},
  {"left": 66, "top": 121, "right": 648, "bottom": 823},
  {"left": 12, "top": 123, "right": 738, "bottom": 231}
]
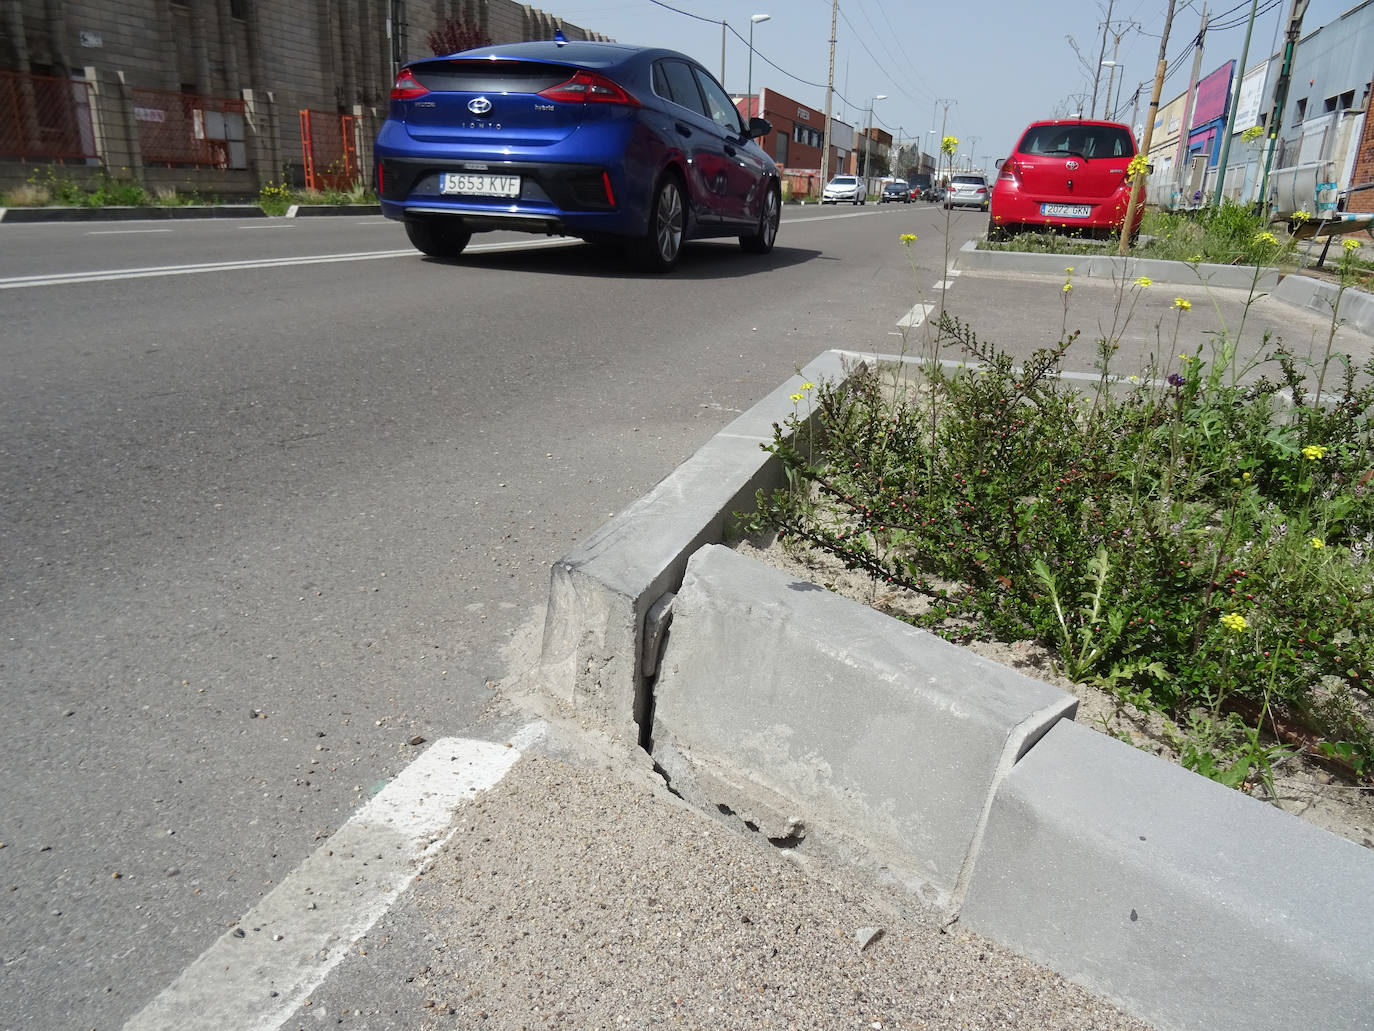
[
  {"left": 0, "top": 238, "right": 578, "bottom": 290},
  {"left": 933, "top": 280, "right": 955, "bottom": 291},
  {"left": 123, "top": 722, "right": 545, "bottom": 1031}
]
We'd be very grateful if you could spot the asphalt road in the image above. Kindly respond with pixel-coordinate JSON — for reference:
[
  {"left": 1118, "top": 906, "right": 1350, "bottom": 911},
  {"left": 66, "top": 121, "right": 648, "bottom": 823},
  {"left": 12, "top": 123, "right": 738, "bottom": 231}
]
[{"left": 0, "top": 203, "right": 989, "bottom": 1030}]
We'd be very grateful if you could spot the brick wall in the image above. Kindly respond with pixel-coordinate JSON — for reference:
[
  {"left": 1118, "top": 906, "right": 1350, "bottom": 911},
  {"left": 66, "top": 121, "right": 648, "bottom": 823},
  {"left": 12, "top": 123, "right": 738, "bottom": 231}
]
[{"left": 1348, "top": 107, "right": 1374, "bottom": 213}]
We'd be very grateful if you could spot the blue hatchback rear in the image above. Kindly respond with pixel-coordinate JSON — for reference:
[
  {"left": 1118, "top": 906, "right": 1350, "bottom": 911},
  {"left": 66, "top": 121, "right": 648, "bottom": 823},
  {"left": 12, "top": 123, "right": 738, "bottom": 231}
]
[{"left": 374, "top": 41, "right": 781, "bottom": 272}]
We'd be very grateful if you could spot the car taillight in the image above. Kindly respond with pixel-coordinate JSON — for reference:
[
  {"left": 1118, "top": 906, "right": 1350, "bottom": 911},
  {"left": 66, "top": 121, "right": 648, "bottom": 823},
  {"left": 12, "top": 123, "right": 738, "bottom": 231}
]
[
  {"left": 999, "top": 159, "right": 1019, "bottom": 182},
  {"left": 390, "top": 68, "right": 429, "bottom": 100},
  {"left": 537, "top": 69, "right": 640, "bottom": 106}
]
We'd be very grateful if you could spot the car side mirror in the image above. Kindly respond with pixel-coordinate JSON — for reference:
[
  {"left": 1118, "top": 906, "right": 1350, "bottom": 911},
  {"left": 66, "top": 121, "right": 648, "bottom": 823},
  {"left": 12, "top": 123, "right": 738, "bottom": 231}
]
[
  {"left": 747, "top": 116, "right": 772, "bottom": 140},
  {"left": 994, "top": 158, "right": 1004, "bottom": 170}
]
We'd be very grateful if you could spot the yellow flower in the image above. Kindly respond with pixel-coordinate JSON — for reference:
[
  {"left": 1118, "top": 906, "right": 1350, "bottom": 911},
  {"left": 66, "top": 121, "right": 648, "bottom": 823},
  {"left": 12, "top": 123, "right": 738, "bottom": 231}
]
[
  {"left": 1127, "top": 375, "right": 1139, "bottom": 383},
  {"left": 1063, "top": 282, "right": 1073, "bottom": 293},
  {"left": 900, "top": 233, "right": 917, "bottom": 245},
  {"left": 941, "top": 135, "right": 959, "bottom": 156},
  {"left": 1187, "top": 253, "right": 1204, "bottom": 263},
  {"left": 801, "top": 381, "right": 814, "bottom": 391},
  {"left": 1126, "top": 153, "right": 1150, "bottom": 181},
  {"left": 1343, "top": 238, "right": 1362, "bottom": 253},
  {"left": 1134, "top": 275, "right": 1152, "bottom": 288},
  {"left": 1242, "top": 471, "right": 1251, "bottom": 480},
  {"left": 1172, "top": 297, "right": 1192, "bottom": 311},
  {"left": 1292, "top": 210, "right": 1311, "bottom": 222},
  {"left": 1254, "top": 230, "right": 1279, "bottom": 246},
  {"left": 1310, "top": 537, "right": 1325, "bottom": 549},
  {"left": 1220, "top": 612, "right": 1248, "bottom": 634},
  {"left": 1065, "top": 266, "right": 1075, "bottom": 274},
  {"left": 789, "top": 392, "right": 803, "bottom": 402},
  {"left": 1240, "top": 125, "right": 1265, "bottom": 143},
  {"left": 1301, "top": 444, "right": 1327, "bottom": 461}
]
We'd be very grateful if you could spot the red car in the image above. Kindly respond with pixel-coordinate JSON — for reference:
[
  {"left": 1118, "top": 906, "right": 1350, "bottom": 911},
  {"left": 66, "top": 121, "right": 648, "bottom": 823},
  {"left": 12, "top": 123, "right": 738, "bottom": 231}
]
[{"left": 988, "top": 119, "right": 1143, "bottom": 241}]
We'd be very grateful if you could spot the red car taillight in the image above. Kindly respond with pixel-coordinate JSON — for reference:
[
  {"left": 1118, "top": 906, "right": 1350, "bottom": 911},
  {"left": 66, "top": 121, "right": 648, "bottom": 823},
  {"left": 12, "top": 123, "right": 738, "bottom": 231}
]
[
  {"left": 999, "top": 159, "right": 1020, "bottom": 182},
  {"left": 537, "top": 69, "right": 640, "bottom": 106},
  {"left": 389, "top": 68, "right": 429, "bottom": 100}
]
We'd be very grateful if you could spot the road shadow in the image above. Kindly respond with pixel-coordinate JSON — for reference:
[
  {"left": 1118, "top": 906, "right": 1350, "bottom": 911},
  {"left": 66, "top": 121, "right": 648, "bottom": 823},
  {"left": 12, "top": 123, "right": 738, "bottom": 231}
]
[{"left": 420, "top": 239, "right": 820, "bottom": 279}]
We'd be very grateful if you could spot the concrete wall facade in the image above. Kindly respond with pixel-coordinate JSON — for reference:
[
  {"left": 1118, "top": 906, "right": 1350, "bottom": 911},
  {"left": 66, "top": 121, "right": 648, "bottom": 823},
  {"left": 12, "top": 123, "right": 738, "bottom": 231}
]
[{"left": 2, "top": 0, "right": 612, "bottom": 191}]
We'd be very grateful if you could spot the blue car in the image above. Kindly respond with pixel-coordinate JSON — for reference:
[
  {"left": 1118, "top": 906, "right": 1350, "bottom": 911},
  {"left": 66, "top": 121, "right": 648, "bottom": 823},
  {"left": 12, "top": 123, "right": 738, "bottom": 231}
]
[{"left": 374, "top": 40, "right": 781, "bottom": 272}]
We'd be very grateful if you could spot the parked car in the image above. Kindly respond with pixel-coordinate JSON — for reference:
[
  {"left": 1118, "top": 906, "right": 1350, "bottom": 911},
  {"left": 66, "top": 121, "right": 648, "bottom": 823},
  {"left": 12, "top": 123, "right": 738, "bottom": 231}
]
[
  {"left": 880, "top": 178, "right": 911, "bottom": 203},
  {"left": 822, "top": 175, "right": 866, "bottom": 205},
  {"left": 929, "top": 184, "right": 946, "bottom": 204},
  {"left": 988, "top": 119, "right": 1144, "bottom": 241},
  {"left": 944, "top": 173, "right": 991, "bottom": 211},
  {"left": 908, "top": 172, "right": 933, "bottom": 200},
  {"left": 374, "top": 41, "right": 780, "bottom": 272}
]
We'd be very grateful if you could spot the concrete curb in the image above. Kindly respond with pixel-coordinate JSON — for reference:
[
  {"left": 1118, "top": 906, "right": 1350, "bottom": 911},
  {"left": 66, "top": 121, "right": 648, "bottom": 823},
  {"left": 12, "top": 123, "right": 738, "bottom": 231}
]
[
  {"left": 539, "top": 349, "right": 1374, "bottom": 1031},
  {"left": 957, "top": 238, "right": 1281, "bottom": 291},
  {"left": 284, "top": 204, "right": 382, "bottom": 217},
  {"left": 0, "top": 204, "right": 268, "bottom": 222},
  {"left": 536, "top": 349, "right": 862, "bottom": 745},
  {"left": 1272, "top": 271, "right": 1374, "bottom": 337}
]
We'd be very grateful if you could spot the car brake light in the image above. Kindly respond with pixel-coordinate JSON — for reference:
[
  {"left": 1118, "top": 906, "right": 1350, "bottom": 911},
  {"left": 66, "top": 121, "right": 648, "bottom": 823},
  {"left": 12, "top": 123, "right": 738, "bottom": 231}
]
[
  {"left": 537, "top": 69, "right": 640, "bottom": 106},
  {"left": 999, "top": 159, "right": 1019, "bottom": 182},
  {"left": 602, "top": 171, "right": 616, "bottom": 206},
  {"left": 390, "top": 68, "right": 429, "bottom": 100}
]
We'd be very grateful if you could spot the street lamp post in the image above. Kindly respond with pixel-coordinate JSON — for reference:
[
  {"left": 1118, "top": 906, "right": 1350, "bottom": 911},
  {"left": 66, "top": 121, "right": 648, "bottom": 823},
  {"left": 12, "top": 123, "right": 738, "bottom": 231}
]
[
  {"left": 1101, "top": 59, "right": 1125, "bottom": 120},
  {"left": 862, "top": 93, "right": 886, "bottom": 187},
  {"left": 747, "top": 14, "right": 770, "bottom": 108}
]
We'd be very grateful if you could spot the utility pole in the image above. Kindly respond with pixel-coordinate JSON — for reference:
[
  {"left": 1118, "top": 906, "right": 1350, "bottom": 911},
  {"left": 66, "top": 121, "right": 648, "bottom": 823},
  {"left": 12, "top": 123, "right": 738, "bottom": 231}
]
[
  {"left": 820, "top": 0, "right": 838, "bottom": 193},
  {"left": 936, "top": 98, "right": 955, "bottom": 185},
  {"left": 720, "top": 19, "right": 726, "bottom": 84},
  {"left": 1091, "top": 0, "right": 1116, "bottom": 119},
  {"left": 1117, "top": 0, "right": 1177, "bottom": 256},
  {"left": 1174, "top": 4, "right": 1208, "bottom": 191},
  {"left": 1256, "top": 0, "right": 1312, "bottom": 215},
  {"left": 1211, "top": 0, "right": 1258, "bottom": 209}
]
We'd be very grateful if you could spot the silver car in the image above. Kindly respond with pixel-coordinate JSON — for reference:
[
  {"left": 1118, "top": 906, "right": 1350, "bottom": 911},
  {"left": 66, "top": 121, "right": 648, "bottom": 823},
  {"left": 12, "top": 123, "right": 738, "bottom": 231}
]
[
  {"left": 943, "top": 173, "right": 991, "bottom": 211},
  {"left": 822, "top": 175, "right": 866, "bottom": 205}
]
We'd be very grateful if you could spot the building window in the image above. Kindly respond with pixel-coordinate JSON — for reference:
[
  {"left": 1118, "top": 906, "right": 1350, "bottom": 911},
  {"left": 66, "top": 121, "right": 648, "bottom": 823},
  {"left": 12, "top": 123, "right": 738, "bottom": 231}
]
[
  {"left": 1294, "top": 97, "right": 1307, "bottom": 123},
  {"left": 230, "top": 0, "right": 247, "bottom": 19},
  {"left": 1341, "top": 90, "right": 1355, "bottom": 110}
]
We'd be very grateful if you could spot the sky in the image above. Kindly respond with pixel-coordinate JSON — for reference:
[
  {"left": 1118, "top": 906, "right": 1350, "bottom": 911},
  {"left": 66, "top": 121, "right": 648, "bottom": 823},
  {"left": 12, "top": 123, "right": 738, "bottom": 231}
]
[{"left": 547, "top": 0, "right": 1359, "bottom": 171}]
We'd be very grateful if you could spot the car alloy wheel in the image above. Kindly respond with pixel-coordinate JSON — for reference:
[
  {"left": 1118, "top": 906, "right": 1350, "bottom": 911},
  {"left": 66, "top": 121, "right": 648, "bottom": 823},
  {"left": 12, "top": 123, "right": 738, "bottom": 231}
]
[
  {"left": 634, "top": 172, "right": 684, "bottom": 272},
  {"left": 740, "top": 186, "right": 779, "bottom": 254}
]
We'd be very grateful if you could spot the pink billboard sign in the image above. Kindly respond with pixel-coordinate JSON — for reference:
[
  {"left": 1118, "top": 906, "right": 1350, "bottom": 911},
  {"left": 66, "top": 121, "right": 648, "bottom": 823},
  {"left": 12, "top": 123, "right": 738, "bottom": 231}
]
[{"left": 1191, "top": 61, "right": 1235, "bottom": 128}]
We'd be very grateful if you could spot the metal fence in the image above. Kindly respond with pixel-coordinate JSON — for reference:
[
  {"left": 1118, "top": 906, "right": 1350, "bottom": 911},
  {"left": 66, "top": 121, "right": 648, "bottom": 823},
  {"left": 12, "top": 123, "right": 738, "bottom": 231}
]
[
  {"left": 130, "top": 87, "right": 246, "bottom": 168},
  {"left": 299, "top": 110, "right": 361, "bottom": 191},
  {"left": 0, "top": 70, "right": 97, "bottom": 161}
]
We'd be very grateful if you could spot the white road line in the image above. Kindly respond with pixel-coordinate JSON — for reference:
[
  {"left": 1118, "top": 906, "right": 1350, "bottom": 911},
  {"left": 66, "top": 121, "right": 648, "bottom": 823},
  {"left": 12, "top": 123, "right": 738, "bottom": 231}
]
[
  {"left": 0, "top": 237, "right": 578, "bottom": 290},
  {"left": 898, "top": 303, "right": 935, "bottom": 328},
  {"left": 123, "top": 724, "right": 544, "bottom": 1031},
  {"left": 933, "top": 280, "right": 955, "bottom": 291},
  {"left": 87, "top": 229, "right": 175, "bottom": 235}
]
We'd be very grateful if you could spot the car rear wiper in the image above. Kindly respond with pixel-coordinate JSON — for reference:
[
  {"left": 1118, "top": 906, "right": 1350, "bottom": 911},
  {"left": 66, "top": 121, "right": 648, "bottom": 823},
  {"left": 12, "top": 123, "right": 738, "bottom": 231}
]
[{"left": 1049, "top": 148, "right": 1089, "bottom": 160}]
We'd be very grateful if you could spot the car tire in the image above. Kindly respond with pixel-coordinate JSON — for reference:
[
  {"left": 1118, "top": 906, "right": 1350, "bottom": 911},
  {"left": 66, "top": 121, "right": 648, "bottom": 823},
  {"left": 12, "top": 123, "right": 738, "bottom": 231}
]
[
  {"left": 404, "top": 218, "right": 472, "bottom": 258},
  {"left": 740, "top": 185, "right": 780, "bottom": 254},
  {"left": 632, "top": 171, "right": 685, "bottom": 273},
  {"left": 986, "top": 218, "right": 1008, "bottom": 242}
]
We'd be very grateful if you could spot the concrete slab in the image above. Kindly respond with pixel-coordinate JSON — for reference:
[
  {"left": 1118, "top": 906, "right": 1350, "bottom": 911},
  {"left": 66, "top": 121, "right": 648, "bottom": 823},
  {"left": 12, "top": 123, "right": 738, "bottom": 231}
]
[
  {"left": 960, "top": 718, "right": 1374, "bottom": 1031},
  {"left": 957, "top": 239, "right": 1280, "bottom": 291},
  {"left": 537, "top": 349, "right": 863, "bottom": 744},
  {"left": 649, "top": 544, "right": 1077, "bottom": 911}
]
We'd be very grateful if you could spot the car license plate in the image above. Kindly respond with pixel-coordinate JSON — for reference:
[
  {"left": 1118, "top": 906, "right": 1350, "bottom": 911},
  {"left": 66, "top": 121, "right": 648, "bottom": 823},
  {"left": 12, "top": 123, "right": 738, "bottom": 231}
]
[
  {"left": 1041, "top": 203, "right": 1091, "bottom": 218},
  {"left": 440, "top": 172, "right": 520, "bottom": 198}
]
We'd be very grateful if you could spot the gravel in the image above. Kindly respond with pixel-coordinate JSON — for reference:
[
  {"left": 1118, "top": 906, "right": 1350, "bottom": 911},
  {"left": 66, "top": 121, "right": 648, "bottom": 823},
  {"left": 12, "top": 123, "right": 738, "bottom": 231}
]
[{"left": 408, "top": 748, "right": 1152, "bottom": 1030}]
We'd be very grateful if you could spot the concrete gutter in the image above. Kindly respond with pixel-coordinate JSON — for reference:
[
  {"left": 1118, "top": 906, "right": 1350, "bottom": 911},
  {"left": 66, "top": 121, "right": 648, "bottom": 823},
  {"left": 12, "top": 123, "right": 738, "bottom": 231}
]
[
  {"left": 0, "top": 203, "right": 382, "bottom": 223},
  {"left": 0, "top": 204, "right": 268, "bottom": 222},
  {"left": 537, "top": 348, "right": 1374, "bottom": 1031}
]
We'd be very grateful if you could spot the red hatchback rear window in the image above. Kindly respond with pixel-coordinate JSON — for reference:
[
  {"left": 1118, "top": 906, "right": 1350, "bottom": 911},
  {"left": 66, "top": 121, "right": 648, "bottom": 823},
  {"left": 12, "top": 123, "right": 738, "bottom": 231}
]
[{"left": 1016, "top": 124, "right": 1134, "bottom": 159}]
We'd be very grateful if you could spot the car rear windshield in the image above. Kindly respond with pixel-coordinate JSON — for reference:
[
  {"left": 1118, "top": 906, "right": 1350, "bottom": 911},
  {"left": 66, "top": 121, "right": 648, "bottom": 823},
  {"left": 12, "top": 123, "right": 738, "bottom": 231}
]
[
  {"left": 952, "top": 175, "right": 984, "bottom": 185},
  {"left": 408, "top": 59, "right": 571, "bottom": 93},
  {"left": 1017, "top": 123, "right": 1135, "bottom": 159}
]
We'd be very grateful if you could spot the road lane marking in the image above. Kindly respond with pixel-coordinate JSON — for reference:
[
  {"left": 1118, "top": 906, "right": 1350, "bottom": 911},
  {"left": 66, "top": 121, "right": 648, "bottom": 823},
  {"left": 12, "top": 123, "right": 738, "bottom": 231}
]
[
  {"left": 897, "top": 303, "right": 935, "bottom": 328},
  {"left": 87, "top": 228, "right": 175, "bottom": 235},
  {"left": 0, "top": 237, "right": 579, "bottom": 289},
  {"left": 123, "top": 723, "right": 545, "bottom": 1031},
  {"left": 934, "top": 280, "right": 955, "bottom": 290}
]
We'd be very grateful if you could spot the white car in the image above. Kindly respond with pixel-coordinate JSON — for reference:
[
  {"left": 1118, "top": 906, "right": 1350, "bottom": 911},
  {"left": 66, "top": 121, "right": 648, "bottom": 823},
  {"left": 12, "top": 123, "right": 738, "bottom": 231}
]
[{"left": 822, "top": 175, "right": 865, "bottom": 205}]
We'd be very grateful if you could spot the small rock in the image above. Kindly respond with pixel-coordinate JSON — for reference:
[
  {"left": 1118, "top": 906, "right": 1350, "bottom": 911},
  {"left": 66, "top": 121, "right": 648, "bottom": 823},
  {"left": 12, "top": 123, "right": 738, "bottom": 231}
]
[
  {"left": 855, "top": 926, "right": 883, "bottom": 950},
  {"left": 408, "top": 735, "right": 426, "bottom": 746},
  {"left": 165, "top": 867, "right": 180, "bottom": 877},
  {"left": 232, "top": 927, "right": 246, "bottom": 938}
]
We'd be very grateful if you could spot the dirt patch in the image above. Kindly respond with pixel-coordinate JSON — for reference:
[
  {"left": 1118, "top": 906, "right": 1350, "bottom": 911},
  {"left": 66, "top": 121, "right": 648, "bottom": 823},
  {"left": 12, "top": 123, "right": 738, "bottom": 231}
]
[{"left": 734, "top": 537, "right": 1374, "bottom": 851}]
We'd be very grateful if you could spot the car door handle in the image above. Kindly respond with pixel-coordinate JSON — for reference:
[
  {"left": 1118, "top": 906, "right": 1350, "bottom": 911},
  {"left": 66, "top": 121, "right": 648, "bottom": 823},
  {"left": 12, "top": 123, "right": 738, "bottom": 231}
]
[{"left": 675, "top": 122, "right": 692, "bottom": 138}]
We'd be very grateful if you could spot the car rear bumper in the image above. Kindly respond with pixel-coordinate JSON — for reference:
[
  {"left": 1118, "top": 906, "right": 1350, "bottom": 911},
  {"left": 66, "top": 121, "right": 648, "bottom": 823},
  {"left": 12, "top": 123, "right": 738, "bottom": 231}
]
[
  {"left": 990, "top": 184, "right": 1139, "bottom": 231},
  {"left": 375, "top": 153, "right": 650, "bottom": 238}
]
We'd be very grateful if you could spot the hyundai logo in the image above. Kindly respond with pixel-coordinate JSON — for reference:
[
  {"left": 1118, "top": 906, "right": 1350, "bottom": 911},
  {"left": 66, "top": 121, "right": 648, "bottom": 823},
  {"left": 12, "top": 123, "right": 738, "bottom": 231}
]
[{"left": 468, "top": 97, "right": 492, "bottom": 115}]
